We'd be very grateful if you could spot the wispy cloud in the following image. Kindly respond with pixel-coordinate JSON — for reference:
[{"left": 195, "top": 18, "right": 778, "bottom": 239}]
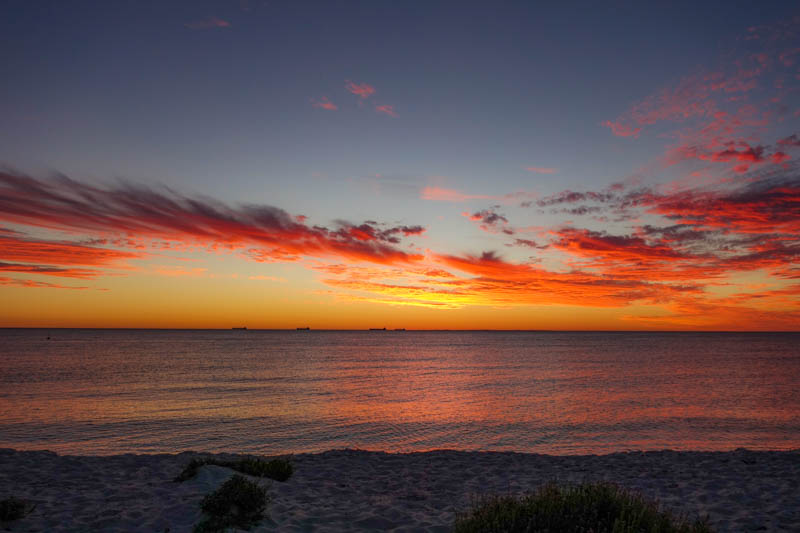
[
  {"left": 311, "top": 96, "right": 338, "bottom": 111},
  {"left": 525, "top": 167, "right": 558, "bottom": 174},
  {"left": 602, "top": 20, "right": 799, "bottom": 143},
  {"left": 345, "top": 80, "right": 375, "bottom": 99},
  {"left": 185, "top": 17, "right": 231, "bottom": 30},
  {"left": 375, "top": 104, "right": 398, "bottom": 117},
  {"left": 601, "top": 120, "right": 641, "bottom": 138},
  {"left": 420, "top": 186, "right": 494, "bottom": 202},
  {"left": 248, "top": 275, "right": 286, "bottom": 282}
]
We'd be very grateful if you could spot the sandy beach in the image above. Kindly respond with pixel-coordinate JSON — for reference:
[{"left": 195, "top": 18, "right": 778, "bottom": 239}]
[{"left": 0, "top": 448, "right": 798, "bottom": 532}]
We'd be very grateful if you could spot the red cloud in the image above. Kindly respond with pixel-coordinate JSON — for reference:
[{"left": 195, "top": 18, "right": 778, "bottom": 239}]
[
  {"left": 0, "top": 234, "right": 140, "bottom": 267},
  {"left": 375, "top": 104, "right": 398, "bottom": 117},
  {"left": 345, "top": 80, "right": 375, "bottom": 99},
  {"left": 646, "top": 178, "right": 800, "bottom": 235},
  {"left": 670, "top": 140, "right": 792, "bottom": 172},
  {"left": 311, "top": 96, "right": 338, "bottom": 111},
  {"left": 185, "top": 17, "right": 231, "bottom": 29},
  {"left": 778, "top": 134, "right": 800, "bottom": 147},
  {"left": 0, "top": 171, "right": 425, "bottom": 269}
]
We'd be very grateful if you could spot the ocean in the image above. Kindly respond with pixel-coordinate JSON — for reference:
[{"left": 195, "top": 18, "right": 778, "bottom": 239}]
[{"left": 0, "top": 329, "right": 797, "bottom": 455}]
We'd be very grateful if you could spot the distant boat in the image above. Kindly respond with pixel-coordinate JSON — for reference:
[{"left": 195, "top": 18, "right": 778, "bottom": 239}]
[
  {"left": 232, "top": 326, "right": 247, "bottom": 330},
  {"left": 394, "top": 328, "right": 406, "bottom": 331},
  {"left": 296, "top": 327, "right": 310, "bottom": 330},
  {"left": 369, "top": 327, "right": 387, "bottom": 331}
]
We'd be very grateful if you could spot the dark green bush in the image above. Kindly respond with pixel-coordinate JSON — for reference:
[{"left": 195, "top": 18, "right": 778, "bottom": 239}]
[
  {"left": 0, "top": 496, "right": 34, "bottom": 521},
  {"left": 454, "top": 481, "right": 713, "bottom": 533},
  {"left": 194, "top": 475, "right": 268, "bottom": 532},
  {"left": 234, "top": 457, "right": 293, "bottom": 481},
  {"left": 175, "top": 456, "right": 293, "bottom": 482}
]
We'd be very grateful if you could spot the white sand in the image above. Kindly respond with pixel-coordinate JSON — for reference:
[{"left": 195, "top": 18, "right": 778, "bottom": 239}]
[{"left": 1, "top": 448, "right": 798, "bottom": 532}]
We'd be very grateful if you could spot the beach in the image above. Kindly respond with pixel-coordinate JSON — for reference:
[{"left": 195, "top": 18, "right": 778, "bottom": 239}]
[{"left": 1, "top": 448, "right": 798, "bottom": 532}]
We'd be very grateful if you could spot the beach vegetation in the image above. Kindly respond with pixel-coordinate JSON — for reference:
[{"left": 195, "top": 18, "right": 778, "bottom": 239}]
[
  {"left": 453, "top": 481, "right": 713, "bottom": 533},
  {"left": 0, "top": 496, "right": 34, "bottom": 522},
  {"left": 194, "top": 474, "right": 269, "bottom": 532},
  {"left": 175, "top": 456, "right": 293, "bottom": 482}
]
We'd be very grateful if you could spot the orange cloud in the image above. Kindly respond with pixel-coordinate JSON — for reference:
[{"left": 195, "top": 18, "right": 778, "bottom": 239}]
[{"left": 525, "top": 167, "right": 558, "bottom": 174}]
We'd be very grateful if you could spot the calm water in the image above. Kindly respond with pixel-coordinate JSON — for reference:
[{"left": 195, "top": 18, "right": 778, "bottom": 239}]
[{"left": 0, "top": 329, "right": 798, "bottom": 455}]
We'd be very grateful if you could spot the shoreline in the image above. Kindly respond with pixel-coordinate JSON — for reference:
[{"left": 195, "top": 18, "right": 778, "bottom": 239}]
[{"left": 1, "top": 448, "right": 798, "bottom": 532}]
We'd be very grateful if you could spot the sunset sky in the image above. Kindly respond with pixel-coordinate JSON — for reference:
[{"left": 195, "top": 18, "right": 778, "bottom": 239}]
[{"left": 1, "top": 1, "right": 799, "bottom": 329}]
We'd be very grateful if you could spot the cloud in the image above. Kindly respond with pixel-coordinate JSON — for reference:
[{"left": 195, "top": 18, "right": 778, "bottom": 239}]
[
  {"left": 375, "top": 104, "right": 398, "bottom": 117},
  {"left": 0, "top": 276, "right": 90, "bottom": 290},
  {"left": 345, "top": 80, "right": 375, "bottom": 99},
  {"left": 525, "top": 167, "right": 558, "bottom": 174},
  {"left": 333, "top": 221, "right": 424, "bottom": 244},
  {"left": 0, "top": 171, "right": 425, "bottom": 270},
  {"left": 463, "top": 209, "right": 514, "bottom": 235},
  {"left": 0, "top": 234, "right": 140, "bottom": 268},
  {"left": 311, "top": 96, "right": 338, "bottom": 111},
  {"left": 153, "top": 266, "right": 208, "bottom": 277},
  {"left": 185, "top": 17, "right": 231, "bottom": 29},
  {"left": 248, "top": 275, "right": 286, "bottom": 282},
  {"left": 601, "top": 120, "right": 641, "bottom": 138},
  {"left": 0, "top": 261, "right": 101, "bottom": 279},
  {"left": 420, "top": 186, "right": 532, "bottom": 204},
  {"left": 420, "top": 187, "right": 494, "bottom": 202},
  {"left": 645, "top": 175, "right": 800, "bottom": 235},
  {"left": 778, "top": 134, "right": 800, "bottom": 147},
  {"left": 602, "top": 21, "right": 800, "bottom": 143},
  {"left": 513, "top": 238, "right": 547, "bottom": 249}
]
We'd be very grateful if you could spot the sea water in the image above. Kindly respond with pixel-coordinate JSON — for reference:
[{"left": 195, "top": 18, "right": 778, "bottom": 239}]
[{"left": 0, "top": 329, "right": 798, "bottom": 455}]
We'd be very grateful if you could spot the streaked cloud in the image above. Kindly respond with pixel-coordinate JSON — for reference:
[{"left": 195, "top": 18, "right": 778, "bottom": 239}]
[{"left": 0, "top": 171, "right": 425, "bottom": 272}]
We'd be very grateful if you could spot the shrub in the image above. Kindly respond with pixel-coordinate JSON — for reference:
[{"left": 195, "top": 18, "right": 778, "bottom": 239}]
[
  {"left": 194, "top": 475, "right": 268, "bottom": 532},
  {"left": 453, "top": 481, "right": 713, "bottom": 533},
  {"left": 235, "top": 457, "right": 293, "bottom": 481},
  {"left": 175, "top": 456, "right": 293, "bottom": 482}
]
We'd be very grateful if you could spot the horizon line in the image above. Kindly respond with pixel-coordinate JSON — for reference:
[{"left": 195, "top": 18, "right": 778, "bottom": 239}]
[{"left": 2, "top": 327, "right": 799, "bottom": 333}]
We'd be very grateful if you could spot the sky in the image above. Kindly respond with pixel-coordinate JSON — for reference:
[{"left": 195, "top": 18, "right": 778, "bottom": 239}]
[{"left": 1, "top": 0, "right": 799, "bottom": 330}]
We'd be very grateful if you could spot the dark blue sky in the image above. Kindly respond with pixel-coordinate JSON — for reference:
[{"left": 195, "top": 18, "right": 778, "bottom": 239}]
[{"left": 3, "top": 1, "right": 794, "bottom": 213}]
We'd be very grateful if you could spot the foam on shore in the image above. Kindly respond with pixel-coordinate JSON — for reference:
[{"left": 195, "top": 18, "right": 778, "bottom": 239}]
[{"left": 1, "top": 448, "right": 798, "bottom": 532}]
